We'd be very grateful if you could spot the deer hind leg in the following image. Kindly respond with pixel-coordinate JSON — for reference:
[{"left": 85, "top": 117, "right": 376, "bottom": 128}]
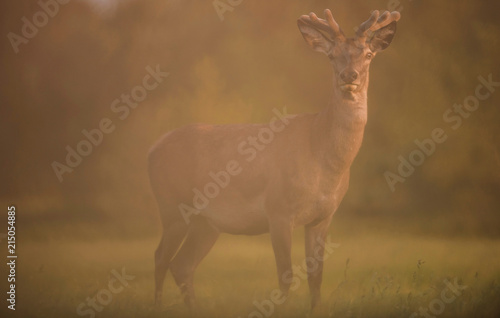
[
  {"left": 155, "top": 219, "right": 188, "bottom": 305},
  {"left": 170, "top": 217, "right": 220, "bottom": 308},
  {"left": 269, "top": 215, "right": 293, "bottom": 299}
]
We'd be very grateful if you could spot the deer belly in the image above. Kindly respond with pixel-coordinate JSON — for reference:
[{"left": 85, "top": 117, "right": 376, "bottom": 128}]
[
  {"left": 200, "top": 194, "right": 269, "bottom": 235},
  {"left": 287, "top": 192, "right": 340, "bottom": 228}
]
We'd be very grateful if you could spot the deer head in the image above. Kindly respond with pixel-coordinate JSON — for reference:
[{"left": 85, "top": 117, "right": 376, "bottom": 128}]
[{"left": 298, "top": 9, "right": 400, "bottom": 99}]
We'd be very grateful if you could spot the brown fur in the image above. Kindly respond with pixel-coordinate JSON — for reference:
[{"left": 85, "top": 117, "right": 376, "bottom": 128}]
[{"left": 149, "top": 8, "right": 400, "bottom": 310}]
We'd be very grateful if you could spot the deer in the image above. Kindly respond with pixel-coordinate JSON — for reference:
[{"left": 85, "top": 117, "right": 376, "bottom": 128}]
[{"left": 148, "top": 8, "right": 400, "bottom": 310}]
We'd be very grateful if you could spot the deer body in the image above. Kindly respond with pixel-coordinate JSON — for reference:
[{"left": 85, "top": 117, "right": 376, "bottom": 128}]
[
  {"left": 149, "top": 8, "right": 400, "bottom": 310},
  {"left": 149, "top": 109, "right": 358, "bottom": 232}
]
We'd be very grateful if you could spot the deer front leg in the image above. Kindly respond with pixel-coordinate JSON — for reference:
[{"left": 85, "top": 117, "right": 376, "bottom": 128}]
[
  {"left": 304, "top": 217, "right": 333, "bottom": 310},
  {"left": 268, "top": 215, "right": 293, "bottom": 298}
]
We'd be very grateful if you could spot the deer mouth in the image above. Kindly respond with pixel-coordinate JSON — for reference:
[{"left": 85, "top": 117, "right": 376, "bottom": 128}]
[{"left": 340, "top": 84, "right": 358, "bottom": 92}]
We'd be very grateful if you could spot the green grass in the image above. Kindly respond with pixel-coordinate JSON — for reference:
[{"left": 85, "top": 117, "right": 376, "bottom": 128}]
[{"left": 3, "top": 223, "right": 500, "bottom": 318}]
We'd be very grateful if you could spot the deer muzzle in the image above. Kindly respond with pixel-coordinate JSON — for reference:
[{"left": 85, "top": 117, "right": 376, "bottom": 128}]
[{"left": 339, "top": 69, "right": 360, "bottom": 91}]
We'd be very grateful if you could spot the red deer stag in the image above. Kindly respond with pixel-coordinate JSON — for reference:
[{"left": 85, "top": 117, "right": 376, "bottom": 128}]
[{"left": 148, "top": 8, "right": 400, "bottom": 309}]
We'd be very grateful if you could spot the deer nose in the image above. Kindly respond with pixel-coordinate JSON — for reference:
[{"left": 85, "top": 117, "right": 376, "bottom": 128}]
[{"left": 340, "top": 69, "right": 359, "bottom": 83}]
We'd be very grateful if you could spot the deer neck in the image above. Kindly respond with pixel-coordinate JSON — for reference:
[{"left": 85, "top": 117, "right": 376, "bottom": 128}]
[{"left": 311, "top": 77, "right": 368, "bottom": 175}]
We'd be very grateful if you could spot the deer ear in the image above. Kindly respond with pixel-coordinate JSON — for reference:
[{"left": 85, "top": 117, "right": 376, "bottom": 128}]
[
  {"left": 369, "top": 21, "right": 397, "bottom": 52},
  {"left": 297, "top": 19, "right": 333, "bottom": 55}
]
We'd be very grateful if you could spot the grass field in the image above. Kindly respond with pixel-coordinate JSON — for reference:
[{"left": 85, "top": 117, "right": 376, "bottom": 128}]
[{"left": 3, "top": 218, "right": 500, "bottom": 318}]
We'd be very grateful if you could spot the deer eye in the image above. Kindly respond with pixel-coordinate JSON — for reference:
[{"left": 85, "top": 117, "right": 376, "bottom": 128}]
[{"left": 366, "top": 52, "right": 373, "bottom": 59}]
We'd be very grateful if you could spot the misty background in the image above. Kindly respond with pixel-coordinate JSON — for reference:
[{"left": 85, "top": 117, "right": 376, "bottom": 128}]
[{"left": 1, "top": 0, "right": 499, "bottom": 238}]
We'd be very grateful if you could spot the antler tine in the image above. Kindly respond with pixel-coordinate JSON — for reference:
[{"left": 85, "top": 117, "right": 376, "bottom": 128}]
[
  {"left": 356, "top": 10, "right": 380, "bottom": 38},
  {"left": 302, "top": 9, "right": 345, "bottom": 40},
  {"left": 371, "top": 11, "right": 400, "bottom": 31},
  {"left": 324, "top": 9, "right": 344, "bottom": 39},
  {"left": 357, "top": 10, "right": 401, "bottom": 41}
]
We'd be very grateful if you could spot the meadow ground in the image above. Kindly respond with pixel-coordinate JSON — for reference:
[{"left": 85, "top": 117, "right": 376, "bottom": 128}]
[{"left": 3, "top": 218, "right": 500, "bottom": 318}]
